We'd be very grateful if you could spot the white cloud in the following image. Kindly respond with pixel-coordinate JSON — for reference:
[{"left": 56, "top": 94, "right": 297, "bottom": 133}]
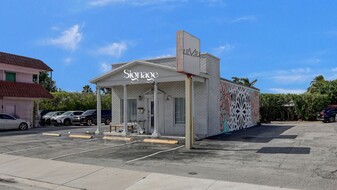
[
  {"left": 64, "top": 57, "right": 72, "bottom": 66},
  {"left": 96, "top": 42, "right": 128, "bottom": 58},
  {"left": 213, "top": 43, "right": 234, "bottom": 55},
  {"left": 200, "top": 0, "right": 225, "bottom": 6},
  {"left": 331, "top": 67, "right": 337, "bottom": 72},
  {"left": 88, "top": 0, "right": 187, "bottom": 7},
  {"left": 290, "top": 67, "right": 311, "bottom": 73},
  {"left": 231, "top": 16, "right": 257, "bottom": 23},
  {"left": 47, "top": 25, "right": 82, "bottom": 51},
  {"left": 144, "top": 54, "right": 174, "bottom": 60},
  {"left": 325, "top": 29, "right": 337, "bottom": 36},
  {"left": 269, "top": 88, "right": 306, "bottom": 94},
  {"left": 302, "top": 57, "right": 321, "bottom": 64},
  {"left": 251, "top": 68, "right": 315, "bottom": 84},
  {"left": 271, "top": 74, "right": 311, "bottom": 84},
  {"left": 100, "top": 62, "right": 111, "bottom": 72}
]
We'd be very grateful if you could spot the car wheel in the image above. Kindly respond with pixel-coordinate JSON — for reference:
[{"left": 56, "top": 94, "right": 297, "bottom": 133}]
[
  {"left": 19, "top": 123, "right": 28, "bottom": 130},
  {"left": 64, "top": 119, "right": 71, "bottom": 126},
  {"left": 105, "top": 118, "right": 110, "bottom": 125},
  {"left": 46, "top": 119, "right": 51, "bottom": 125},
  {"left": 86, "top": 119, "right": 93, "bottom": 126},
  {"left": 329, "top": 117, "right": 335, "bottom": 123}
]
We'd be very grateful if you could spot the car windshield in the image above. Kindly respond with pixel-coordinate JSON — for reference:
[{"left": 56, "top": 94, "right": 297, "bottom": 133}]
[
  {"left": 327, "top": 108, "right": 337, "bottom": 112},
  {"left": 322, "top": 108, "right": 331, "bottom": 113},
  {"left": 82, "top": 110, "right": 95, "bottom": 116},
  {"left": 61, "top": 111, "right": 73, "bottom": 116},
  {"left": 44, "top": 111, "right": 57, "bottom": 117}
]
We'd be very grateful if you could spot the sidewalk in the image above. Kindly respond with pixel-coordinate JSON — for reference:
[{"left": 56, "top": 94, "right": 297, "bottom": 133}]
[{"left": 0, "top": 154, "right": 296, "bottom": 190}]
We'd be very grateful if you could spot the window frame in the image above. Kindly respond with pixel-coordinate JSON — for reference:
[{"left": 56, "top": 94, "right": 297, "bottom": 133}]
[
  {"left": 174, "top": 97, "right": 185, "bottom": 125},
  {"left": 5, "top": 71, "right": 16, "bottom": 82},
  {"left": 120, "top": 99, "right": 137, "bottom": 123}
]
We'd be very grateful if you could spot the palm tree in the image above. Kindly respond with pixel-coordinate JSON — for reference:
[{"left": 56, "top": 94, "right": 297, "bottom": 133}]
[
  {"left": 82, "top": 85, "right": 93, "bottom": 94},
  {"left": 231, "top": 77, "right": 258, "bottom": 87},
  {"left": 307, "top": 75, "right": 325, "bottom": 93}
]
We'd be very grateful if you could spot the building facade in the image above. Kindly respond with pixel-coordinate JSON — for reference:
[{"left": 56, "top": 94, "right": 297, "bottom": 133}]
[
  {"left": 0, "top": 52, "right": 53, "bottom": 124},
  {"left": 91, "top": 53, "right": 259, "bottom": 138}
]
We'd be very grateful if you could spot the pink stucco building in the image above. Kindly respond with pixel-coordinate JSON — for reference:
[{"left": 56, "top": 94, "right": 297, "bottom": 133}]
[{"left": 0, "top": 52, "right": 53, "bottom": 124}]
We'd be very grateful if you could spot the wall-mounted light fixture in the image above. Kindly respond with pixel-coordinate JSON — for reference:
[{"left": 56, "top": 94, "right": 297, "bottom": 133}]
[
  {"left": 137, "top": 107, "right": 145, "bottom": 114},
  {"left": 138, "top": 95, "right": 142, "bottom": 101},
  {"left": 166, "top": 95, "right": 171, "bottom": 101}
]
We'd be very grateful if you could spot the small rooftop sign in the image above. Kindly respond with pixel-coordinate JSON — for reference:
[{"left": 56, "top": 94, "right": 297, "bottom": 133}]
[{"left": 176, "top": 31, "right": 200, "bottom": 76}]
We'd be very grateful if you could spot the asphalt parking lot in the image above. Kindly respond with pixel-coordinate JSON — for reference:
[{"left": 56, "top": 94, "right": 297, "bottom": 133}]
[{"left": 0, "top": 122, "right": 337, "bottom": 190}]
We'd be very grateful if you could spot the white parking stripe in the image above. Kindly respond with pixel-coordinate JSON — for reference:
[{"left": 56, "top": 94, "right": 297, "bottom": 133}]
[
  {"left": 125, "top": 145, "right": 184, "bottom": 164},
  {"left": 1, "top": 138, "right": 97, "bottom": 154},
  {"left": 0, "top": 138, "right": 68, "bottom": 148},
  {"left": 48, "top": 141, "right": 139, "bottom": 160},
  {"left": 2, "top": 146, "right": 45, "bottom": 154}
]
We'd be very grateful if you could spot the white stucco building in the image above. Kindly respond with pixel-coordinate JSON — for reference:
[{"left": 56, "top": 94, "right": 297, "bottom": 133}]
[{"left": 90, "top": 53, "right": 260, "bottom": 138}]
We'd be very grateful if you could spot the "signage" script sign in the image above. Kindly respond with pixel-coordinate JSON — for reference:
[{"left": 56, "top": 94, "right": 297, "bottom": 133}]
[{"left": 124, "top": 69, "right": 158, "bottom": 82}]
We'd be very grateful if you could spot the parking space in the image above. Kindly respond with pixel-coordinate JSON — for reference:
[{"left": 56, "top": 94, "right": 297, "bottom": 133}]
[{"left": 0, "top": 122, "right": 337, "bottom": 190}]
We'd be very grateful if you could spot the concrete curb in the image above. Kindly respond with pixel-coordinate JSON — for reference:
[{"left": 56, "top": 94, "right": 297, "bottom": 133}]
[
  {"left": 42, "top": 133, "right": 61, "bottom": 137},
  {"left": 143, "top": 138, "right": 179, "bottom": 144},
  {"left": 0, "top": 174, "right": 81, "bottom": 190},
  {"left": 103, "top": 136, "right": 132, "bottom": 141},
  {"left": 69, "top": 134, "right": 93, "bottom": 139}
]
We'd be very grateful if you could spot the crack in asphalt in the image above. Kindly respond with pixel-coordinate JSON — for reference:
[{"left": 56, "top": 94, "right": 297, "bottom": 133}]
[{"left": 314, "top": 168, "right": 337, "bottom": 180}]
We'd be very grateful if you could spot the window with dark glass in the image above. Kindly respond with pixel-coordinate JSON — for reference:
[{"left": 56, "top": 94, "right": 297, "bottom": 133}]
[
  {"left": 33, "top": 74, "right": 38, "bottom": 83},
  {"left": 5, "top": 72, "right": 16, "bottom": 82},
  {"left": 175, "top": 98, "right": 185, "bottom": 124},
  {"left": 120, "top": 99, "right": 137, "bottom": 123}
]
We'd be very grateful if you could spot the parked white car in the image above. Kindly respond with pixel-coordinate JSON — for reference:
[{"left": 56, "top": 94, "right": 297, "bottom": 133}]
[
  {"left": 0, "top": 113, "right": 31, "bottom": 130},
  {"left": 51, "top": 111, "right": 83, "bottom": 126}
]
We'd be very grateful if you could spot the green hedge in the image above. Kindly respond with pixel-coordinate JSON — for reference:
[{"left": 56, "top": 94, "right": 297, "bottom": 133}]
[
  {"left": 260, "top": 93, "right": 330, "bottom": 122},
  {"left": 39, "top": 92, "right": 111, "bottom": 111}
]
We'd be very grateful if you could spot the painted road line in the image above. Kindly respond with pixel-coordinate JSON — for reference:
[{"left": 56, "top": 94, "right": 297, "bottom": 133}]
[
  {"left": 69, "top": 134, "right": 93, "bottom": 139},
  {"left": 1, "top": 139, "right": 98, "bottom": 155},
  {"left": 0, "top": 139, "right": 65, "bottom": 148},
  {"left": 42, "top": 133, "right": 61, "bottom": 137},
  {"left": 143, "top": 138, "right": 179, "bottom": 144},
  {"left": 103, "top": 136, "right": 132, "bottom": 141},
  {"left": 48, "top": 141, "right": 139, "bottom": 160},
  {"left": 125, "top": 145, "right": 184, "bottom": 164},
  {"left": 3, "top": 146, "right": 47, "bottom": 154}
]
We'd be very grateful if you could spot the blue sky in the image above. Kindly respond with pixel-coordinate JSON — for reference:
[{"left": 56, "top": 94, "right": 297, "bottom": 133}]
[{"left": 1, "top": 0, "right": 337, "bottom": 93}]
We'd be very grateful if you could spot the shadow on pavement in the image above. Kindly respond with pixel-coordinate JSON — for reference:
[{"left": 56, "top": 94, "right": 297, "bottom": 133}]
[
  {"left": 257, "top": 147, "right": 311, "bottom": 154},
  {"left": 0, "top": 126, "right": 95, "bottom": 137},
  {"left": 206, "top": 124, "right": 297, "bottom": 143}
]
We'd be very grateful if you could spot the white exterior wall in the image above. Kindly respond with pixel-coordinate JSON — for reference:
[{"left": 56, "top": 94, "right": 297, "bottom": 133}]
[
  {"left": 106, "top": 54, "right": 219, "bottom": 137},
  {"left": 16, "top": 72, "right": 33, "bottom": 83},
  {"left": 111, "top": 82, "right": 187, "bottom": 136},
  {"left": 204, "top": 55, "right": 221, "bottom": 137},
  {"left": 1, "top": 98, "right": 34, "bottom": 123},
  {"left": 193, "top": 80, "right": 208, "bottom": 138},
  {"left": 109, "top": 79, "right": 209, "bottom": 137},
  {"left": 0, "top": 63, "right": 40, "bottom": 83}
]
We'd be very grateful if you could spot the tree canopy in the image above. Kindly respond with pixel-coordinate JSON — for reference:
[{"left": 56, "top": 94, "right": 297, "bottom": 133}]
[
  {"left": 232, "top": 77, "right": 258, "bottom": 87},
  {"left": 82, "top": 85, "right": 93, "bottom": 94},
  {"left": 39, "top": 71, "right": 57, "bottom": 92}
]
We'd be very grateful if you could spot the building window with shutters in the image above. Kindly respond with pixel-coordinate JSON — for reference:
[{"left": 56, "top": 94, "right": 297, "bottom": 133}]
[{"left": 5, "top": 72, "right": 16, "bottom": 82}]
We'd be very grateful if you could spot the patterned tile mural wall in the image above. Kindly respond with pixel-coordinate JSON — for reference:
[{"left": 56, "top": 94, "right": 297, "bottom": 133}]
[{"left": 220, "top": 80, "right": 260, "bottom": 132}]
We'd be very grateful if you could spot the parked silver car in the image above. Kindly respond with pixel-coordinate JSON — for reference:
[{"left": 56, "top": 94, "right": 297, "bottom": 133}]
[
  {"left": 0, "top": 113, "right": 31, "bottom": 130},
  {"left": 40, "top": 111, "right": 64, "bottom": 126},
  {"left": 51, "top": 111, "right": 83, "bottom": 126}
]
